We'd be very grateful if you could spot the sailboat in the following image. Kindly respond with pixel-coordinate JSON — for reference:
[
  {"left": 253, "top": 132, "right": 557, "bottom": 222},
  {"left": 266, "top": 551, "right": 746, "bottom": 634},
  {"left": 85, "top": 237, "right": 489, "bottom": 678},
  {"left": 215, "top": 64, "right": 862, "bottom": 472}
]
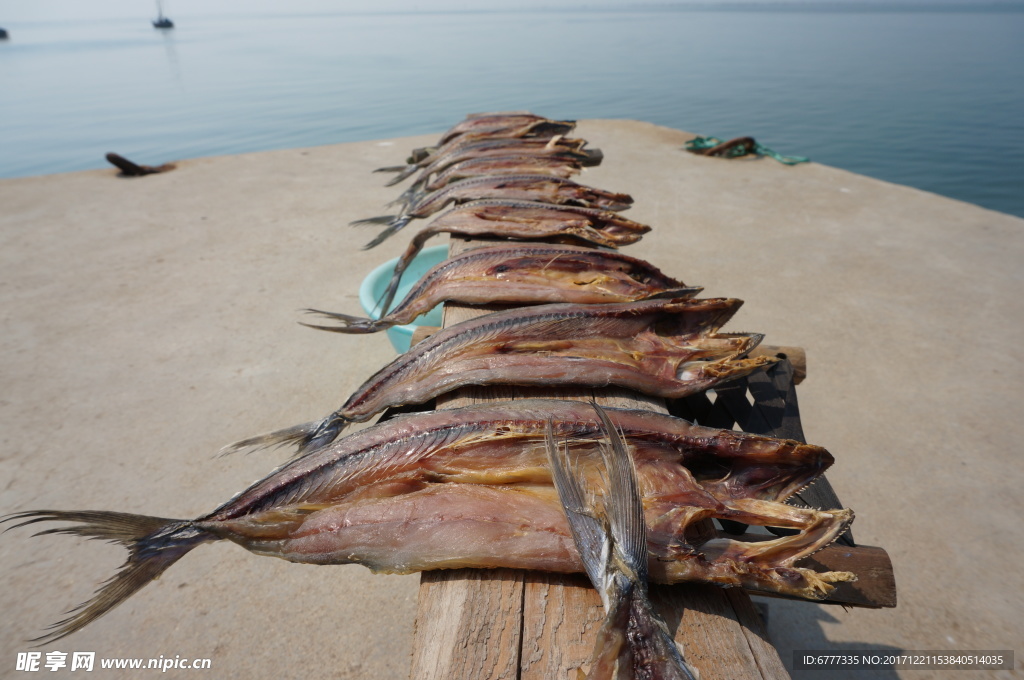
[{"left": 152, "top": 0, "right": 174, "bottom": 29}]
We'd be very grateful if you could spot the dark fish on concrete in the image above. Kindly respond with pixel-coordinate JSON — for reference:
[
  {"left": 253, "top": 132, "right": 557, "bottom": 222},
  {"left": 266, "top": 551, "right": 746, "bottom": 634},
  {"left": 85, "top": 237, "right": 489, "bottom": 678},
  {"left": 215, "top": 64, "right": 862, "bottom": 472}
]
[
  {"left": 355, "top": 175, "right": 635, "bottom": 248},
  {"left": 228, "top": 297, "right": 774, "bottom": 456},
  {"left": 304, "top": 242, "right": 698, "bottom": 332},
  {"left": 546, "top": 404, "right": 699, "bottom": 680},
  {"left": 3, "top": 399, "right": 854, "bottom": 643}
]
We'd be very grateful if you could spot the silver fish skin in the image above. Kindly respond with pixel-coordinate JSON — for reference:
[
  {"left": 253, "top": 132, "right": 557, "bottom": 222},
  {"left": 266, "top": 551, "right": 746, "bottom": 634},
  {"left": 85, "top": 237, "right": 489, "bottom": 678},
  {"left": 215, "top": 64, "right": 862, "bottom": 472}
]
[
  {"left": 546, "top": 405, "right": 698, "bottom": 680},
  {"left": 230, "top": 296, "right": 774, "bottom": 456},
  {"left": 355, "top": 175, "right": 635, "bottom": 248},
  {"left": 3, "top": 399, "right": 854, "bottom": 644},
  {"left": 304, "top": 243, "right": 699, "bottom": 332}
]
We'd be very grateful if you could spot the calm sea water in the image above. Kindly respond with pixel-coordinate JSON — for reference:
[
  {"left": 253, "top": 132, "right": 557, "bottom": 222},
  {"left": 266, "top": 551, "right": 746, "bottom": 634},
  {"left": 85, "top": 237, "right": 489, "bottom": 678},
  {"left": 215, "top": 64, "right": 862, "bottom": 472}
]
[{"left": 2, "top": 6, "right": 1023, "bottom": 217}]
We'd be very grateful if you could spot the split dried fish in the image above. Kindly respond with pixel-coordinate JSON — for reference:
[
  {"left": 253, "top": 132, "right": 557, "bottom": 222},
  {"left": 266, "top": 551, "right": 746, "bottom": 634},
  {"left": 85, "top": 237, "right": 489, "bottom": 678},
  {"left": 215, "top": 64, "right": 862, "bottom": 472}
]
[
  {"left": 434, "top": 112, "right": 576, "bottom": 147},
  {"left": 355, "top": 175, "right": 635, "bottom": 248},
  {"left": 546, "top": 404, "right": 698, "bottom": 679},
  {"left": 401, "top": 112, "right": 576, "bottom": 165},
  {"left": 304, "top": 242, "right": 698, "bottom": 333},
  {"left": 389, "top": 153, "right": 585, "bottom": 211},
  {"left": 228, "top": 297, "right": 774, "bottom": 456},
  {"left": 377, "top": 135, "right": 602, "bottom": 187},
  {"left": 3, "top": 399, "right": 854, "bottom": 644},
  {"left": 359, "top": 199, "right": 653, "bottom": 318}
]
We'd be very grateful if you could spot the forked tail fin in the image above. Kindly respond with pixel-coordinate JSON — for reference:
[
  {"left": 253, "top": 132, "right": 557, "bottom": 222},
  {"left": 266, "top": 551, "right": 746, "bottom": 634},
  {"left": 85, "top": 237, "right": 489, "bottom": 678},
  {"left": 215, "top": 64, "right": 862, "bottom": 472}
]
[
  {"left": 384, "top": 164, "right": 420, "bottom": 186},
  {"left": 218, "top": 415, "right": 349, "bottom": 459},
  {"left": 299, "top": 309, "right": 387, "bottom": 334},
  {"left": 360, "top": 215, "right": 413, "bottom": 250},
  {"left": 2, "top": 511, "right": 214, "bottom": 644}
]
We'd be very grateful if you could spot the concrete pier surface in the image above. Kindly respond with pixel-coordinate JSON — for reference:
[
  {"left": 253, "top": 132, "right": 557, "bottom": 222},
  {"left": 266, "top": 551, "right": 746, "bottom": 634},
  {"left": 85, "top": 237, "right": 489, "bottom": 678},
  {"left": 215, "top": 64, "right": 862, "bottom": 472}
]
[{"left": 1, "top": 120, "right": 1021, "bottom": 679}]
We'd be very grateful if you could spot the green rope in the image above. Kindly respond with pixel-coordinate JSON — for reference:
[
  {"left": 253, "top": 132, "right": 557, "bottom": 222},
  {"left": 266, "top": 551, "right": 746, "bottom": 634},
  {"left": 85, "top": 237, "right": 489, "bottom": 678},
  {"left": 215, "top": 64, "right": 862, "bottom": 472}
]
[{"left": 685, "top": 135, "right": 809, "bottom": 165}]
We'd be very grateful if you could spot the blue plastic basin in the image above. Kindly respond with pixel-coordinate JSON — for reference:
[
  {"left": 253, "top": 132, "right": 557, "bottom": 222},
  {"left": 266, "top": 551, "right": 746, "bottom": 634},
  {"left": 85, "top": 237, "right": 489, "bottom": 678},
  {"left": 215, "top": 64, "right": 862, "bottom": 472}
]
[{"left": 359, "top": 245, "right": 449, "bottom": 353}]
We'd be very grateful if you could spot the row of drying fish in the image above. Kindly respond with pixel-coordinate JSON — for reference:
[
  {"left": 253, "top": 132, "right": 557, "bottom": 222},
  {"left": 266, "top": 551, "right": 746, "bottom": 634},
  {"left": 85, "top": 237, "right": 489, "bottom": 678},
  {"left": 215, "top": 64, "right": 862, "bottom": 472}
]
[{"left": 4, "top": 112, "right": 854, "bottom": 679}]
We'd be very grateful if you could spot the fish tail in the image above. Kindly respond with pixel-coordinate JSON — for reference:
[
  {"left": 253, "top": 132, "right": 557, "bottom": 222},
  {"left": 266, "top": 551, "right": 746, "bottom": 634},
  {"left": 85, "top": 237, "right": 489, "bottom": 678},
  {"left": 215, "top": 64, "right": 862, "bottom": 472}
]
[
  {"left": 629, "top": 593, "right": 701, "bottom": 680},
  {"left": 372, "top": 164, "right": 409, "bottom": 174},
  {"left": 218, "top": 415, "right": 349, "bottom": 458},
  {"left": 384, "top": 164, "right": 420, "bottom": 186},
  {"left": 299, "top": 309, "right": 384, "bottom": 334},
  {"left": 361, "top": 215, "right": 412, "bottom": 250},
  {"left": 550, "top": 404, "right": 700, "bottom": 680},
  {"left": 2, "top": 510, "right": 214, "bottom": 644},
  {"left": 350, "top": 214, "right": 397, "bottom": 227},
  {"left": 386, "top": 183, "right": 424, "bottom": 210},
  {"left": 591, "top": 403, "right": 647, "bottom": 584}
]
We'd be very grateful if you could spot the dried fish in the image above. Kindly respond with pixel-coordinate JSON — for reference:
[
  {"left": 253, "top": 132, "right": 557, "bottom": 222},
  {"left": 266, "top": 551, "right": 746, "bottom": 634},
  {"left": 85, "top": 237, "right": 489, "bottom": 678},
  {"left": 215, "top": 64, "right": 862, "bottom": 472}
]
[
  {"left": 3, "top": 399, "right": 854, "bottom": 643},
  {"left": 362, "top": 199, "right": 652, "bottom": 315},
  {"left": 389, "top": 153, "right": 585, "bottom": 211},
  {"left": 377, "top": 135, "right": 601, "bottom": 187},
  {"left": 229, "top": 297, "right": 774, "bottom": 456},
  {"left": 546, "top": 404, "right": 698, "bottom": 679},
  {"left": 355, "top": 175, "right": 635, "bottom": 248},
  {"left": 434, "top": 112, "right": 576, "bottom": 147},
  {"left": 304, "top": 243, "right": 698, "bottom": 333}
]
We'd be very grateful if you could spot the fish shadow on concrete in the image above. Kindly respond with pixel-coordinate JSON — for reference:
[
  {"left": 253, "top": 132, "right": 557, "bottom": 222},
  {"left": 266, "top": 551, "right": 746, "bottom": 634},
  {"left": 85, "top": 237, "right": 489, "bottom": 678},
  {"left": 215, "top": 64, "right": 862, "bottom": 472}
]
[{"left": 756, "top": 597, "right": 903, "bottom": 680}]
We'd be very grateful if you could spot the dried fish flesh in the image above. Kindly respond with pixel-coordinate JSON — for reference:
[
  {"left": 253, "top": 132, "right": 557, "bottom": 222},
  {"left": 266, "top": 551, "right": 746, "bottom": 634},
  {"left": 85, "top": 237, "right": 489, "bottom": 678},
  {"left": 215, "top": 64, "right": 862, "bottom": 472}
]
[
  {"left": 3, "top": 399, "right": 855, "bottom": 643},
  {"left": 355, "top": 175, "right": 635, "bottom": 248},
  {"left": 546, "top": 404, "right": 698, "bottom": 679},
  {"left": 304, "top": 243, "right": 698, "bottom": 333},
  {"left": 229, "top": 297, "right": 774, "bottom": 456}
]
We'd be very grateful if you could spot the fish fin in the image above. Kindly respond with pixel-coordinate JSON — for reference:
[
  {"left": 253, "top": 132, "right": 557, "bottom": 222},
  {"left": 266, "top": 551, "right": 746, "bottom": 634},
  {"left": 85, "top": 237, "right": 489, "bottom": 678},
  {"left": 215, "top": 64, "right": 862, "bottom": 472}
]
[
  {"left": 586, "top": 404, "right": 701, "bottom": 680},
  {"left": 218, "top": 416, "right": 349, "bottom": 459},
  {"left": 591, "top": 402, "right": 647, "bottom": 585},
  {"left": 298, "top": 309, "right": 382, "bottom": 334},
  {"left": 361, "top": 216, "right": 412, "bottom": 250},
  {"left": 373, "top": 164, "right": 409, "bottom": 173},
  {"left": 384, "top": 164, "right": 419, "bottom": 186},
  {"left": 374, "top": 257, "right": 413, "bottom": 317},
  {"left": 350, "top": 215, "right": 397, "bottom": 227},
  {"left": 387, "top": 182, "right": 425, "bottom": 210},
  {"left": 1, "top": 511, "right": 213, "bottom": 644},
  {"left": 544, "top": 421, "right": 606, "bottom": 594}
]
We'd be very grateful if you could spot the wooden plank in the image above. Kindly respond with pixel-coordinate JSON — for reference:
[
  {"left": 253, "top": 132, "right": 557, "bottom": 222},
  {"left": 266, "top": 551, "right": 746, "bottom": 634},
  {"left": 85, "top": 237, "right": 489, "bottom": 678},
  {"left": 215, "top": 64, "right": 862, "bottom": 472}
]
[
  {"left": 409, "top": 568, "right": 525, "bottom": 680},
  {"left": 410, "top": 235, "right": 791, "bottom": 680}
]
